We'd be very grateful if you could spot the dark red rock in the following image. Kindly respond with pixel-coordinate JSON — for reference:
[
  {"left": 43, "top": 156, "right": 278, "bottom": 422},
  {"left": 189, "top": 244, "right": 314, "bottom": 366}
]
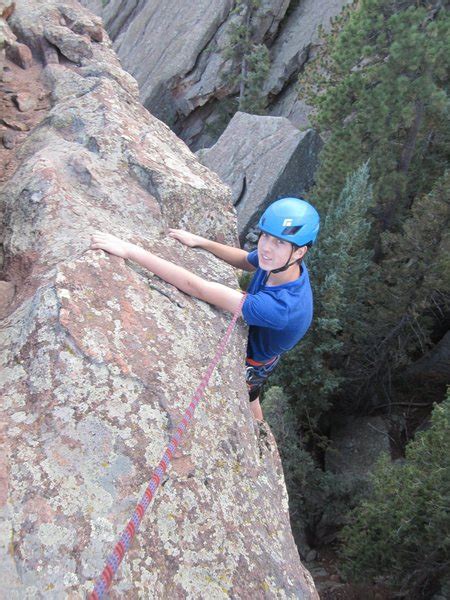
[{"left": 5, "top": 42, "right": 32, "bottom": 69}]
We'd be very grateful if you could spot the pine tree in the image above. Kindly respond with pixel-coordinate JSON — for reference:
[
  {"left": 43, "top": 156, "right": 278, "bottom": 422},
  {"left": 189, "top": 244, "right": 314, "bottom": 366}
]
[
  {"left": 223, "top": 0, "right": 270, "bottom": 114},
  {"left": 293, "top": 0, "right": 450, "bottom": 410},
  {"left": 305, "top": 0, "right": 450, "bottom": 236},
  {"left": 239, "top": 42, "right": 270, "bottom": 114},
  {"left": 353, "top": 170, "right": 450, "bottom": 394}
]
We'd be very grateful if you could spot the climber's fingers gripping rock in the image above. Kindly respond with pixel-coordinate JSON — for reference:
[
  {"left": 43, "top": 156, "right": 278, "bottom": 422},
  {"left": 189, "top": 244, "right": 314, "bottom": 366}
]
[
  {"left": 90, "top": 231, "right": 131, "bottom": 259},
  {"left": 168, "top": 228, "right": 205, "bottom": 248}
]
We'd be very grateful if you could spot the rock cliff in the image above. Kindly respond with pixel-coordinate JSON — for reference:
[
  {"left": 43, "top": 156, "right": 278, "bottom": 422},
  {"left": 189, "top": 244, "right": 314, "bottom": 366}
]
[
  {"left": 0, "top": 1, "right": 318, "bottom": 598},
  {"left": 80, "top": 0, "right": 352, "bottom": 149}
]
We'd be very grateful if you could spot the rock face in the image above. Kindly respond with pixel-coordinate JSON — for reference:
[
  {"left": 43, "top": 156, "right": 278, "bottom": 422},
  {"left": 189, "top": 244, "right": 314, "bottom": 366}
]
[
  {"left": 325, "top": 416, "right": 391, "bottom": 481},
  {"left": 0, "top": 1, "right": 16, "bottom": 73},
  {"left": 403, "top": 330, "right": 450, "bottom": 384},
  {"left": 80, "top": 0, "right": 351, "bottom": 149},
  {"left": 266, "top": 0, "right": 353, "bottom": 127},
  {"left": 0, "top": 2, "right": 54, "bottom": 182},
  {"left": 0, "top": 1, "right": 318, "bottom": 598},
  {"left": 197, "top": 111, "right": 322, "bottom": 244}
]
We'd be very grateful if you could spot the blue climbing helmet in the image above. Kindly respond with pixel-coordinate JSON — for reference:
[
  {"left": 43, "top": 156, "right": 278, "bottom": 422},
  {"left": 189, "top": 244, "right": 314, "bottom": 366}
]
[{"left": 258, "top": 197, "right": 320, "bottom": 247}]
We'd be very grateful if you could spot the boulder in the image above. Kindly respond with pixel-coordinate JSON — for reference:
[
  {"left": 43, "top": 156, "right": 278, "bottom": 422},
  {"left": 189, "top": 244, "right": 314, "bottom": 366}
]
[
  {"left": 0, "top": 1, "right": 318, "bottom": 598},
  {"left": 58, "top": 3, "right": 104, "bottom": 43},
  {"left": 0, "top": 5, "right": 16, "bottom": 75},
  {"left": 0, "top": 0, "right": 13, "bottom": 55},
  {"left": 403, "top": 330, "right": 450, "bottom": 384},
  {"left": 0, "top": 0, "right": 14, "bottom": 19},
  {"left": 43, "top": 23, "right": 93, "bottom": 62},
  {"left": 0, "top": 116, "right": 29, "bottom": 130},
  {"left": 197, "top": 111, "right": 322, "bottom": 244},
  {"left": 0, "top": 280, "right": 15, "bottom": 314},
  {"left": 310, "top": 415, "right": 391, "bottom": 545},
  {"left": 12, "top": 91, "right": 37, "bottom": 111},
  {"left": 2, "top": 129, "right": 16, "bottom": 148},
  {"left": 325, "top": 416, "right": 391, "bottom": 480},
  {"left": 5, "top": 40, "right": 32, "bottom": 68}
]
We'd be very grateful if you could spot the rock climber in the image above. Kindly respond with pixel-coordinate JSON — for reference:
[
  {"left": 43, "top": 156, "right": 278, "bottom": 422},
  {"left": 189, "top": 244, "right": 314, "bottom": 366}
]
[{"left": 90, "top": 197, "right": 319, "bottom": 421}]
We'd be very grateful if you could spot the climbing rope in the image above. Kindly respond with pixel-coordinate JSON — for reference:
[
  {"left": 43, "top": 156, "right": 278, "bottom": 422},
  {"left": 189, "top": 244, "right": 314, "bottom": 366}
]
[{"left": 88, "top": 295, "right": 245, "bottom": 599}]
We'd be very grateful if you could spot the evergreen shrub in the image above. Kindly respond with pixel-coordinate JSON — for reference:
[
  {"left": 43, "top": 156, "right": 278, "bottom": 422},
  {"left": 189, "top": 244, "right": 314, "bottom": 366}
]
[{"left": 340, "top": 392, "right": 450, "bottom": 598}]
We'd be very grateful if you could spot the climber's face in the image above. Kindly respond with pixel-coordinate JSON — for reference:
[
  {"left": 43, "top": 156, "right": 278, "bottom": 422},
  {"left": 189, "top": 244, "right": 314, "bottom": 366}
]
[{"left": 257, "top": 232, "right": 295, "bottom": 271}]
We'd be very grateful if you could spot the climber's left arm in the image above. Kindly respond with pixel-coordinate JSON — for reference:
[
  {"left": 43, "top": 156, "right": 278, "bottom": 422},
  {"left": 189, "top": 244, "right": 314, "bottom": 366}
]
[{"left": 90, "top": 232, "right": 244, "bottom": 315}]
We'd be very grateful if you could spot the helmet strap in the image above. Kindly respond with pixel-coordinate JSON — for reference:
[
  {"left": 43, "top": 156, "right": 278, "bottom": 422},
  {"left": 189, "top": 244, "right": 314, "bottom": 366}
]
[{"left": 270, "top": 246, "right": 301, "bottom": 274}]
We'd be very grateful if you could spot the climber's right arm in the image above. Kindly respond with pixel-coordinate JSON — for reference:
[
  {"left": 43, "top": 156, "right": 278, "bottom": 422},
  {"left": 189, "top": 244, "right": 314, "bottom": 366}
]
[{"left": 168, "top": 228, "right": 255, "bottom": 272}]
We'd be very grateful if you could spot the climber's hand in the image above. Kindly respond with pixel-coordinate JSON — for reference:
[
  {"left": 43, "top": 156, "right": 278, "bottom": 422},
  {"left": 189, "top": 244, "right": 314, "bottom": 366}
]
[
  {"left": 168, "top": 228, "right": 205, "bottom": 248},
  {"left": 90, "top": 231, "right": 132, "bottom": 259}
]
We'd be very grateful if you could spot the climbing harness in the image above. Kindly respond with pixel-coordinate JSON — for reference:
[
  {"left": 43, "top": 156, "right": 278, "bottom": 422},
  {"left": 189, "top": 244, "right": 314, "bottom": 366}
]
[
  {"left": 88, "top": 294, "right": 245, "bottom": 599},
  {"left": 245, "top": 355, "right": 281, "bottom": 402}
]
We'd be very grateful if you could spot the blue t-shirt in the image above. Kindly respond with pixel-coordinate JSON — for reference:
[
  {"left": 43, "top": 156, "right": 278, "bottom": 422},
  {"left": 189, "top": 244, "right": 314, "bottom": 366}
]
[{"left": 242, "top": 250, "right": 313, "bottom": 362}]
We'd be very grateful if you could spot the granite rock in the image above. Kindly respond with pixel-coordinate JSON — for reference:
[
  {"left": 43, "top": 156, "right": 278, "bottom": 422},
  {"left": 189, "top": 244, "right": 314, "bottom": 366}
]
[
  {"left": 197, "top": 111, "right": 322, "bottom": 243},
  {"left": 12, "top": 91, "right": 37, "bottom": 111},
  {"left": 79, "top": 0, "right": 290, "bottom": 147},
  {"left": 0, "top": 1, "right": 318, "bottom": 598},
  {"left": 80, "top": 0, "right": 351, "bottom": 148}
]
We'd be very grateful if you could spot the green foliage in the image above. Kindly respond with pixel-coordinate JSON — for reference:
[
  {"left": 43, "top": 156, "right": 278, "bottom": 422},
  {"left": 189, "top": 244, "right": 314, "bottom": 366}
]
[
  {"left": 268, "top": 0, "right": 450, "bottom": 580},
  {"left": 238, "top": 269, "right": 253, "bottom": 292},
  {"left": 292, "top": 0, "right": 450, "bottom": 409},
  {"left": 222, "top": 0, "right": 270, "bottom": 114},
  {"left": 355, "top": 171, "right": 450, "bottom": 386},
  {"left": 264, "top": 386, "right": 367, "bottom": 546},
  {"left": 271, "top": 162, "right": 375, "bottom": 428},
  {"left": 297, "top": 4, "right": 355, "bottom": 106},
  {"left": 303, "top": 0, "right": 450, "bottom": 233},
  {"left": 340, "top": 392, "right": 450, "bottom": 598},
  {"left": 381, "top": 170, "right": 450, "bottom": 314},
  {"left": 239, "top": 43, "right": 270, "bottom": 114}
]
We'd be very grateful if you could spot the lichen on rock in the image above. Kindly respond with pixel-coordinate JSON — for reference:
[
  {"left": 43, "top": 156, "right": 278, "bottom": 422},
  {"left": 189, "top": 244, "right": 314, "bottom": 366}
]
[{"left": 0, "top": 1, "right": 318, "bottom": 598}]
